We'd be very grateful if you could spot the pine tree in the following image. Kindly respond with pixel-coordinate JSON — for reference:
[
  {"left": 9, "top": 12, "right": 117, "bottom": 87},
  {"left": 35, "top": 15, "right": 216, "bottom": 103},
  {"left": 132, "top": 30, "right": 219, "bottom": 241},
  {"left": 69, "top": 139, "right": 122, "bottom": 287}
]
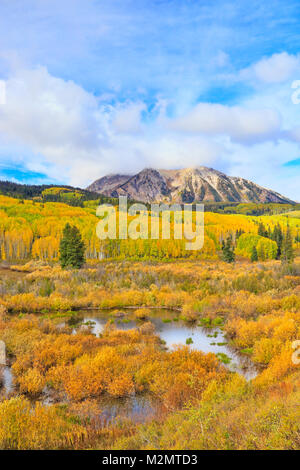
[
  {"left": 251, "top": 245, "right": 258, "bottom": 262},
  {"left": 281, "top": 225, "right": 294, "bottom": 264},
  {"left": 258, "top": 222, "right": 268, "bottom": 238},
  {"left": 272, "top": 223, "right": 283, "bottom": 259},
  {"left": 59, "top": 223, "right": 72, "bottom": 268},
  {"left": 222, "top": 235, "right": 235, "bottom": 263},
  {"left": 60, "top": 224, "right": 85, "bottom": 269}
]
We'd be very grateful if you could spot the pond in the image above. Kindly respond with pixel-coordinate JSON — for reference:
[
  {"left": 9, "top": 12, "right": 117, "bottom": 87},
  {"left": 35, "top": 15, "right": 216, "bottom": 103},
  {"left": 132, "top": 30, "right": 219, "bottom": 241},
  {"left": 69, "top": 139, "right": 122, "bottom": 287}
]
[
  {"left": 71, "top": 308, "right": 257, "bottom": 380},
  {"left": 64, "top": 308, "right": 257, "bottom": 424},
  {"left": 0, "top": 308, "right": 258, "bottom": 425},
  {"left": 95, "top": 394, "right": 161, "bottom": 425}
]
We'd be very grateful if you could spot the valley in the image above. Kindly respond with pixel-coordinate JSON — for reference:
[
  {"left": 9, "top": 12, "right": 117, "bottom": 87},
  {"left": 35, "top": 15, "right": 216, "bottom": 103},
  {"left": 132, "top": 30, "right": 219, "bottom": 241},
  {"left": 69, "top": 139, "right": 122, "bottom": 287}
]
[
  {"left": 0, "top": 193, "right": 298, "bottom": 449},
  {"left": 0, "top": 253, "right": 299, "bottom": 449}
]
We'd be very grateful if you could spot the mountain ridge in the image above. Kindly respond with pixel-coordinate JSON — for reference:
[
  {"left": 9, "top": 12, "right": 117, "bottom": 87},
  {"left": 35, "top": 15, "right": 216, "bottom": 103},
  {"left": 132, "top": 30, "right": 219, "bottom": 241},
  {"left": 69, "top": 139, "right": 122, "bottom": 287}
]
[{"left": 87, "top": 166, "right": 295, "bottom": 204}]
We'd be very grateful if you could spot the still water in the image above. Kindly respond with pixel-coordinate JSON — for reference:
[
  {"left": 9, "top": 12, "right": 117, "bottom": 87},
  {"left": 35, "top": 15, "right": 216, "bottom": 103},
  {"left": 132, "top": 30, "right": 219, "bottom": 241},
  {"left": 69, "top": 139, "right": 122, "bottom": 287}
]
[
  {"left": 0, "top": 309, "right": 257, "bottom": 424},
  {"left": 75, "top": 309, "right": 257, "bottom": 380}
]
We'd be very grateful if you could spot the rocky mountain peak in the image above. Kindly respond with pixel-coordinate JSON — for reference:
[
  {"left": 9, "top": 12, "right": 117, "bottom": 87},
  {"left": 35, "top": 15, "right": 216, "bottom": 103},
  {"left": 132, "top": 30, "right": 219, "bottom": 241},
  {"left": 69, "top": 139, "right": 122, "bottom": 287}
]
[{"left": 87, "top": 166, "right": 294, "bottom": 204}]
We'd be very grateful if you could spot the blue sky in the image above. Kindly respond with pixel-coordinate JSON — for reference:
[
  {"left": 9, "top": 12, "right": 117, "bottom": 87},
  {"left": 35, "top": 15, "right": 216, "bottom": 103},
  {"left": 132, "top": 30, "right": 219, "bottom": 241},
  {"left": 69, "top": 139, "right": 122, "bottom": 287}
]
[{"left": 0, "top": 0, "right": 300, "bottom": 199}]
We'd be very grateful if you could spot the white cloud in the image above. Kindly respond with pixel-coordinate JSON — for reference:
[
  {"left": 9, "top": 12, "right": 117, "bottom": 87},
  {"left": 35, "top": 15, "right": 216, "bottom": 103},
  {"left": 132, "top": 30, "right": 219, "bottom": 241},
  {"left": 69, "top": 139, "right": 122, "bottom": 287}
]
[
  {"left": 223, "top": 139, "right": 300, "bottom": 202},
  {"left": 241, "top": 52, "right": 300, "bottom": 84},
  {"left": 112, "top": 102, "right": 146, "bottom": 134},
  {"left": 0, "top": 67, "right": 222, "bottom": 186},
  {"left": 0, "top": 59, "right": 300, "bottom": 200},
  {"left": 130, "top": 135, "right": 222, "bottom": 170},
  {"left": 167, "top": 103, "right": 281, "bottom": 144},
  {"left": 0, "top": 66, "right": 101, "bottom": 152},
  {"left": 0, "top": 67, "right": 115, "bottom": 184}
]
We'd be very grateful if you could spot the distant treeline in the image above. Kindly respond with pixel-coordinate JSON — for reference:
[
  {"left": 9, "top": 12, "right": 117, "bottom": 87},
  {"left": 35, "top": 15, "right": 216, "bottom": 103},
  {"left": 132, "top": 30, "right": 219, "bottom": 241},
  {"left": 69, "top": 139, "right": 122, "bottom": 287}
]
[
  {"left": 0, "top": 180, "right": 117, "bottom": 207},
  {"left": 203, "top": 201, "right": 300, "bottom": 215}
]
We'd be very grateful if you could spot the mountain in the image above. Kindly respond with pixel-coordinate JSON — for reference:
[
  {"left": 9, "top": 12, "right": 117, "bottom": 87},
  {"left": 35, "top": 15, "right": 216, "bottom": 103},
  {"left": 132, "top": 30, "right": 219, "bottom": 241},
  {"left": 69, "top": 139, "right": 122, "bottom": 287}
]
[
  {"left": 87, "top": 174, "right": 131, "bottom": 194},
  {"left": 87, "top": 167, "right": 295, "bottom": 204}
]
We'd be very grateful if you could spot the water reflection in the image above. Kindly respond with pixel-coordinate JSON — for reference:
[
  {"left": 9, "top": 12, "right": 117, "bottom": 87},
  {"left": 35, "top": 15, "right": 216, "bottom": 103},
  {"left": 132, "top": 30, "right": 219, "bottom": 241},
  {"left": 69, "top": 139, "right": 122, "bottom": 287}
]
[
  {"left": 0, "top": 365, "right": 14, "bottom": 395},
  {"left": 72, "top": 309, "right": 257, "bottom": 380},
  {"left": 0, "top": 309, "right": 258, "bottom": 427},
  {"left": 97, "top": 394, "right": 160, "bottom": 425}
]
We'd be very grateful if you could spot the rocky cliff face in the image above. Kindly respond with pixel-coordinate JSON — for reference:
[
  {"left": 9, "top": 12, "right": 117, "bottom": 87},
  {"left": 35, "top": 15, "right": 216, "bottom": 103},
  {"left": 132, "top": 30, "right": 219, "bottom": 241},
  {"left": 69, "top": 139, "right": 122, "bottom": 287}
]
[{"left": 87, "top": 167, "right": 294, "bottom": 204}]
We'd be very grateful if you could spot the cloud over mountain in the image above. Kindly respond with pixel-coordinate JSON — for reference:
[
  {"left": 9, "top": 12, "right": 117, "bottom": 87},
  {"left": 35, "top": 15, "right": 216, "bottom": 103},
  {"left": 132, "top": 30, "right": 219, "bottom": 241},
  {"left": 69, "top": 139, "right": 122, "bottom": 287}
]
[{"left": 0, "top": 1, "right": 300, "bottom": 200}]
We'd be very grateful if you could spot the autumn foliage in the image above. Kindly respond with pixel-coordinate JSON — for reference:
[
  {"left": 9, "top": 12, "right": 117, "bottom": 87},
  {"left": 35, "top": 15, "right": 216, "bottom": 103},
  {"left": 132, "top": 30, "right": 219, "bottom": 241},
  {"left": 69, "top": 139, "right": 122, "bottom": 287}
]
[{"left": 0, "top": 196, "right": 299, "bottom": 449}]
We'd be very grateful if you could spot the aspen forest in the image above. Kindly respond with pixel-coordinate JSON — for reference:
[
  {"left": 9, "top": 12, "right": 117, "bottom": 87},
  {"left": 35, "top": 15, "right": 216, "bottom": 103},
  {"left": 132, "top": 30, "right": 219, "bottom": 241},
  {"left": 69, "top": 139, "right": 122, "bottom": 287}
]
[
  {"left": 0, "top": 194, "right": 299, "bottom": 449},
  {"left": 0, "top": 194, "right": 299, "bottom": 262}
]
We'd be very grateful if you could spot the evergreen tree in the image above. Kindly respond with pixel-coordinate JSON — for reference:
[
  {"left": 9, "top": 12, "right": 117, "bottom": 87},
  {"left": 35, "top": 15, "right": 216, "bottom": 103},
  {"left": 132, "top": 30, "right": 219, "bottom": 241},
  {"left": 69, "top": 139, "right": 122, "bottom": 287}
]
[
  {"left": 59, "top": 223, "right": 72, "bottom": 268},
  {"left": 222, "top": 235, "right": 235, "bottom": 263},
  {"left": 251, "top": 245, "right": 258, "bottom": 262},
  {"left": 258, "top": 222, "right": 268, "bottom": 238},
  {"left": 281, "top": 225, "right": 294, "bottom": 264},
  {"left": 60, "top": 223, "right": 85, "bottom": 269},
  {"left": 271, "top": 223, "right": 283, "bottom": 259}
]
